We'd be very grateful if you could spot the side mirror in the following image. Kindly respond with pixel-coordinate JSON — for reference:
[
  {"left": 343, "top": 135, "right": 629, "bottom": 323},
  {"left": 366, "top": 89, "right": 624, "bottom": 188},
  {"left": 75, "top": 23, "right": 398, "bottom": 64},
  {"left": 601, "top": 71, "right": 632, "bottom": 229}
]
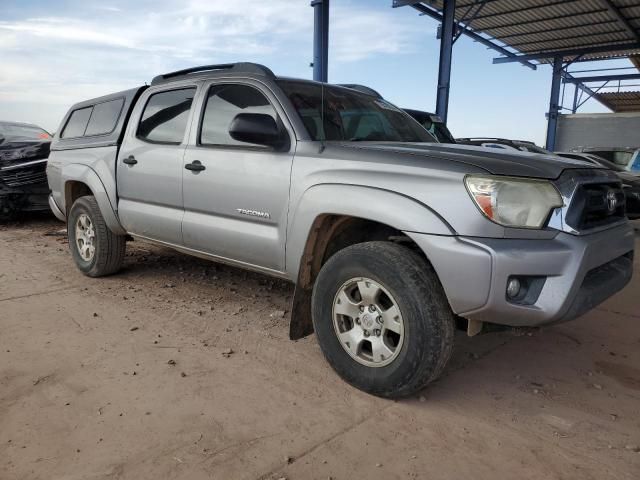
[{"left": 228, "top": 113, "right": 288, "bottom": 150}]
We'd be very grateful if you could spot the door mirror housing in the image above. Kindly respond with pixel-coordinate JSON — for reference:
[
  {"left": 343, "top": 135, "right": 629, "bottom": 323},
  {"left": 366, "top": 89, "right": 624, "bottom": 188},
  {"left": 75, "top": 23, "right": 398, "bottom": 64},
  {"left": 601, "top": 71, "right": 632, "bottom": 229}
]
[{"left": 228, "top": 113, "right": 288, "bottom": 150}]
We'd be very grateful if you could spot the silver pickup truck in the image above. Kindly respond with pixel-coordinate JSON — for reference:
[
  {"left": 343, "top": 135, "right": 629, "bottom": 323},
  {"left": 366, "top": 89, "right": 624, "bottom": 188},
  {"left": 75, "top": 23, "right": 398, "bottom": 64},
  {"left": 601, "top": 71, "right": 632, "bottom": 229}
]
[{"left": 47, "top": 63, "right": 635, "bottom": 398}]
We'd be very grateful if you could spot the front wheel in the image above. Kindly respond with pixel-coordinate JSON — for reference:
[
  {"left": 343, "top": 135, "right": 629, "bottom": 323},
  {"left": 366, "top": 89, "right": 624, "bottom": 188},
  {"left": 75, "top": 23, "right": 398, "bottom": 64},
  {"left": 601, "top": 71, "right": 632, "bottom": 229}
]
[
  {"left": 67, "top": 195, "right": 126, "bottom": 277},
  {"left": 311, "top": 241, "right": 455, "bottom": 398}
]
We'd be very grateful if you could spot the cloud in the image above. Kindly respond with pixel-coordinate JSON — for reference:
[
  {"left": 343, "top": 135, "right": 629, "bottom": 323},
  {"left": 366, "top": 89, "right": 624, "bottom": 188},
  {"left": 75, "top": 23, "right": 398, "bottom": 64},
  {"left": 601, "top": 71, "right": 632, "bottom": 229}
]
[{"left": 0, "top": 0, "right": 426, "bottom": 130}]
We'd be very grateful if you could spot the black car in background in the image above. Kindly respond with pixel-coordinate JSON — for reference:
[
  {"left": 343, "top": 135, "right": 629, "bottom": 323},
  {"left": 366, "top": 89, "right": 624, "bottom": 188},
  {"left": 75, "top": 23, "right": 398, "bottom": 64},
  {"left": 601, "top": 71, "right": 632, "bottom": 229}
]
[
  {"left": 0, "top": 121, "right": 52, "bottom": 219},
  {"left": 556, "top": 151, "right": 640, "bottom": 220},
  {"left": 569, "top": 146, "right": 640, "bottom": 173},
  {"left": 338, "top": 84, "right": 456, "bottom": 143},
  {"left": 403, "top": 109, "right": 456, "bottom": 144},
  {"left": 456, "top": 137, "right": 552, "bottom": 154}
]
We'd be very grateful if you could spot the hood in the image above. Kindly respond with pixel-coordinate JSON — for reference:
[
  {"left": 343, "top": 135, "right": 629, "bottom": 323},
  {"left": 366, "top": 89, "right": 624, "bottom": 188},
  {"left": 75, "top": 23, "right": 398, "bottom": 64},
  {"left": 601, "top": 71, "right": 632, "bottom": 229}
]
[
  {"left": 0, "top": 139, "right": 51, "bottom": 165},
  {"left": 339, "top": 142, "right": 601, "bottom": 179}
]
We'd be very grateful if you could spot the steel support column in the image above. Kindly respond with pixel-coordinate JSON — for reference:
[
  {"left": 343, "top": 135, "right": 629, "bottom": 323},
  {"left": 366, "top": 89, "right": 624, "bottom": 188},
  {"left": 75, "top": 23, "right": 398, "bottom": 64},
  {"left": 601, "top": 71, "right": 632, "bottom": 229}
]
[
  {"left": 311, "top": 0, "right": 329, "bottom": 82},
  {"left": 545, "top": 56, "right": 563, "bottom": 150},
  {"left": 436, "top": 0, "right": 456, "bottom": 122}
]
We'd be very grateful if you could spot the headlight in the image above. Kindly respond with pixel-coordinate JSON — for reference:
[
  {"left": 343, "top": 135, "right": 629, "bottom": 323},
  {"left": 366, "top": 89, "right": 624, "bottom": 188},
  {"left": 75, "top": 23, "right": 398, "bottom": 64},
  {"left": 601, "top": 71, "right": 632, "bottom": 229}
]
[{"left": 465, "top": 175, "right": 563, "bottom": 229}]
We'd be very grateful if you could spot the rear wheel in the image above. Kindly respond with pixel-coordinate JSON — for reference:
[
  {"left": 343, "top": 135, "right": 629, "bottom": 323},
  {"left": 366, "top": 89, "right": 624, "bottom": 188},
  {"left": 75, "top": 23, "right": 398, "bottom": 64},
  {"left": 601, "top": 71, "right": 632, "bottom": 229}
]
[
  {"left": 312, "top": 241, "right": 455, "bottom": 398},
  {"left": 67, "top": 195, "right": 125, "bottom": 277}
]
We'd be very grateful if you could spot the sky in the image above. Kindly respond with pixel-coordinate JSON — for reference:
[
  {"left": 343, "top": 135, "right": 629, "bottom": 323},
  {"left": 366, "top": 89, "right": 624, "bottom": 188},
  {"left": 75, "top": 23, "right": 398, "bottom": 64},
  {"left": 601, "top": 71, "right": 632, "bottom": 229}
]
[{"left": 0, "top": 0, "right": 629, "bottom": 145}]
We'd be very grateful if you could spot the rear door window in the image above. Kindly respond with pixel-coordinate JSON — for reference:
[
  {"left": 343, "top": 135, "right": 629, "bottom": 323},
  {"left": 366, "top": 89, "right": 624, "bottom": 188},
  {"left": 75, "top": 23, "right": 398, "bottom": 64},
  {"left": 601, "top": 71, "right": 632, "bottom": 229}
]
[
  {"left": 61, "top": 107, "right": 92, "bottom": 138},
  {"left": 85, "top": 98, "right": 124, "bottom": 136},
  {"left": 137, "top": 88, "right": 196, "bottom": 144}
]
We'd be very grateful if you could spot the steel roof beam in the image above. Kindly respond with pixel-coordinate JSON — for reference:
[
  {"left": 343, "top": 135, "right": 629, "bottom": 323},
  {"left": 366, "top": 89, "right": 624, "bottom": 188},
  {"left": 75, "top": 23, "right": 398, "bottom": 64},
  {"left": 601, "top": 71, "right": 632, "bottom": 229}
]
[
  {"left": 599, "top": 0, "right": 640, "bottom": 43},
  {"left": 493, "top": 42, "right": 640, "bottom": 63},
  {"left": 397, "top": 2, "right": 537, "bottom": 69},
  {"left": 563, "top": 72, "right": 640, "bottom": 83}
]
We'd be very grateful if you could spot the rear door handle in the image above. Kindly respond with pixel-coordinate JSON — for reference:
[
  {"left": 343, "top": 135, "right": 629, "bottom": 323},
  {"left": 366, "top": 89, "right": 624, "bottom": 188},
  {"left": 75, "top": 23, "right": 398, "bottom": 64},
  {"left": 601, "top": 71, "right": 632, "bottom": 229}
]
[
  {"left": 122, "top": 155, "right": 137, "bottom": 165},
  {"left": 185, "top": 160, "right": 206, "bottom": 172}
]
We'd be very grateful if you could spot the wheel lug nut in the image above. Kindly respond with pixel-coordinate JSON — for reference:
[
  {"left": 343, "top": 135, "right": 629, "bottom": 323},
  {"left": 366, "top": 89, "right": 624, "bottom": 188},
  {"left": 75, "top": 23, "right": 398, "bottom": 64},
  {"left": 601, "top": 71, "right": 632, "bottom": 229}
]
[
  {"left": 369, "top": 305, "right": 376, "bottom": 312},
  {"left": 374, "top": 329, "right": 381, "bottom": 337},
  {"left": 376, "top": 316, "right": 383, "bottom": 324},
  {"left": 363, "top": 330, "right": 370, "bottom": 337},
  {"left": 359, "top": 306, "right": 365, "bottom": 313},
  {"left": 355, "top": 318, "right": 361, "bottom": 325}
]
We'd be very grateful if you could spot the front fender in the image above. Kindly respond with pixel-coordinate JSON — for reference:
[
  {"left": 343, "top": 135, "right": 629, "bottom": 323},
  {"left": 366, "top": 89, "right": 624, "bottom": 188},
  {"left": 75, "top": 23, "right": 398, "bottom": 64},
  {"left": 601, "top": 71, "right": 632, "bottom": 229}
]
[
  {"left": 61, "top": 164, "right": 126, "bottom": 235},
  {"left": 285, "top": 183, "right": 454, "bottom": 279}
]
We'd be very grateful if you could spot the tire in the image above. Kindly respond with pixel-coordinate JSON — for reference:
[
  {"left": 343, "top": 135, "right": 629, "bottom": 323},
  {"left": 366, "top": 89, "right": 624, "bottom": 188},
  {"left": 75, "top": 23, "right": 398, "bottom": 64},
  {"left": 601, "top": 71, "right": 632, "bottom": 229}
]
[
  {"left": 67, "top": 195, "right": 126, "bottom": 277},
  {"left": 312, "top": 241, "right": 455, "bottom": 399}
]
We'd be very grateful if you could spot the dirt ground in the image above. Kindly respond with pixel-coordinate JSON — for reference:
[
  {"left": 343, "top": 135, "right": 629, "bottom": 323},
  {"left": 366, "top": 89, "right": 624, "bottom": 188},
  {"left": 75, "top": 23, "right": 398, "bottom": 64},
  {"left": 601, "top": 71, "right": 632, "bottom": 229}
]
[{"left": 1, "top": 214, "right": 639, "bottom": 480}]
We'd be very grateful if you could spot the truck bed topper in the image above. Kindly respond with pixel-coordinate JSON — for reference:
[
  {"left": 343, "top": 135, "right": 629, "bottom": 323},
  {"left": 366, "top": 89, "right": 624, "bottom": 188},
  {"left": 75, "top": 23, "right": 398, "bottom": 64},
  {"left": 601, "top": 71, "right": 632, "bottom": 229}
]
[{"left": 51, "top": 86, "right": 147, "bottom": 152}]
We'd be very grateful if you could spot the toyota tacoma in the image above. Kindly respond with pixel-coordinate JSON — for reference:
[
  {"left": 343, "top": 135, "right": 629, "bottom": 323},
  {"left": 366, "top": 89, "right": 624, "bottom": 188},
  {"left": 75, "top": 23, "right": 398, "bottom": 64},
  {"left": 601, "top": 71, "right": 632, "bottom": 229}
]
[{"left": 47, "top": 63, "right": 635, "bottom": 398}]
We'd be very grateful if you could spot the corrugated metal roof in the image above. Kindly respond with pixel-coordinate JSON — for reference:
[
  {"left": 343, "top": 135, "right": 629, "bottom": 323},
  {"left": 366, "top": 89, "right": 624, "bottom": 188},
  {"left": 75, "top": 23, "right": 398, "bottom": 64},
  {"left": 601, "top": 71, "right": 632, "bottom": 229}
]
[
  {"left": 410, "top": 0, "right": 640, "bottom": 63},
  {"left": 595, "top": 90, "right": 640, "bottom": 111}
]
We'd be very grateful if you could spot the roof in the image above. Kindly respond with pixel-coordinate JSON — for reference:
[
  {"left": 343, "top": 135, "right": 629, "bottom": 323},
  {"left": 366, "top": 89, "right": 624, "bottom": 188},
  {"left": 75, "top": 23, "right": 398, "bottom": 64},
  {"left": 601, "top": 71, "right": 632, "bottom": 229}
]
[
  {"left": 395, "top": 1, "right": 640, "bottom": 65},
  {"left": 0, "top": 120, "right": 42, "bottom": 128},
  {"left": 594, "top": 90, "right": 640, "bottom": 111}
]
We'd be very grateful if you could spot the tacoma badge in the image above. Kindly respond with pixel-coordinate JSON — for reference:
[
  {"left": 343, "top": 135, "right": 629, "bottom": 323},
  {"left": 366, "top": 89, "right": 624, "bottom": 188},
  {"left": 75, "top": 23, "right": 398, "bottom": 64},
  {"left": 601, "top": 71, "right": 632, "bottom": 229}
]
[{"left": 236, "top": 208, "right": 271, "bottom": 219}]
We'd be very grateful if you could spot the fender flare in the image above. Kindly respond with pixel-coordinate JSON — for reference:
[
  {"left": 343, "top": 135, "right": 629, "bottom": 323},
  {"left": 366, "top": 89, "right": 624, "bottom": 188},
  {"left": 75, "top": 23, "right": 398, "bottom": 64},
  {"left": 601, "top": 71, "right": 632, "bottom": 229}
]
[
  {"left": 286, "top": 183, "right": 454, "bottom": 339},
  {"left": 285, "top": 183, "right": 454, "bottom": 279},
  {"left": 61, "top": 163, "right": 126, "bottom": 235}
]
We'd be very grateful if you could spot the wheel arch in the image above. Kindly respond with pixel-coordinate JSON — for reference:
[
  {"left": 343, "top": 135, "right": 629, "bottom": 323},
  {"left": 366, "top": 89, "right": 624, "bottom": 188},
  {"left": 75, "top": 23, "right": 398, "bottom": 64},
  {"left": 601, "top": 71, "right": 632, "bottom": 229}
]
[
  {"left": 62, "top": 164, "right": 126, "bottom": 235},
  {"left": 287, "top": 184, "right": 454, "bottom": 340}
]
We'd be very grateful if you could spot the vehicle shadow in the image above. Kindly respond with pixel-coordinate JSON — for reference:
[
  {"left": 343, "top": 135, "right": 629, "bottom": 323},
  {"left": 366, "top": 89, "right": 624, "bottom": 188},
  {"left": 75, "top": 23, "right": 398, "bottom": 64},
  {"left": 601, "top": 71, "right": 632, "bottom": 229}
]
[{"left": 0, "top": 210, "right": 59, "bottom": 228}]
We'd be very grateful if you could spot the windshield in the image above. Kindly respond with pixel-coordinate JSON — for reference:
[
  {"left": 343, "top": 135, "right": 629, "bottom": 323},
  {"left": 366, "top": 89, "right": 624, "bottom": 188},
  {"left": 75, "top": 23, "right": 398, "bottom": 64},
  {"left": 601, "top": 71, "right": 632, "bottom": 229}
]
[
  {"left": 0, "top": 123, "right": 50, "bottom": 143},
  {"left": 277, "top": 80, "right": 436, "bottom": 143},
  {"left": 585, "top": 154, "right": 625, "bottom": 172},
  {"left": 586, "top": 149, "right": 634, "bottom": 167}
]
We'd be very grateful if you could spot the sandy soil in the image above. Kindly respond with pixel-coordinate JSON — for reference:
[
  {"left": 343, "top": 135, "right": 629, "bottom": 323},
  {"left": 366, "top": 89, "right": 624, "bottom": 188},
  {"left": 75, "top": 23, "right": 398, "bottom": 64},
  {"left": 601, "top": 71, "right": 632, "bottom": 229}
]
[{"left": 1, "top": 214, "right": 639, "bottom": 480}]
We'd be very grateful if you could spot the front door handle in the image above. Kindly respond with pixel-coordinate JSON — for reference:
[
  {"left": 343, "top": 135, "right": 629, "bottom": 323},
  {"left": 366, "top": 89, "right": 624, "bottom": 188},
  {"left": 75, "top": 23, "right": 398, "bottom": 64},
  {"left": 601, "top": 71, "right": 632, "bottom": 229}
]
[
  {"left": 185, "top": 160, "right": 206, "bottom": 172},
  {"left": 122, "top": 155, "right": 137, "bottom": 165}
]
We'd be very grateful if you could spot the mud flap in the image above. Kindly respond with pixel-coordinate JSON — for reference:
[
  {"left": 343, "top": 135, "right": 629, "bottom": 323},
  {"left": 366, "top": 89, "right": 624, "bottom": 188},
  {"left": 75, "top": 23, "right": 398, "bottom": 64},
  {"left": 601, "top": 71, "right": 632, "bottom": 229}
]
[{"left": 289, "top": 285, "right": 314, "bottom": 340}]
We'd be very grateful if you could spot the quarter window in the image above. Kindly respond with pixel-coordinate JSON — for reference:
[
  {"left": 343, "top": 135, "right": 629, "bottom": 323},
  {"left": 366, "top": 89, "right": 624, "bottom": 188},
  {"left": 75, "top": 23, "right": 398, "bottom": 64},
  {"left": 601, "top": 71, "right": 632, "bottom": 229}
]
[
  {"left": 85, "top": 98, "right": 124, "bottom": 136},
  {"left": 138, "top": 88, "right": 196, "bottom": 144},
  {"left": 200, "top": 84, "right": 277, "bottom": 147},
  {"left": 61, "top": 107, "right": 92, "bottom": 138}
]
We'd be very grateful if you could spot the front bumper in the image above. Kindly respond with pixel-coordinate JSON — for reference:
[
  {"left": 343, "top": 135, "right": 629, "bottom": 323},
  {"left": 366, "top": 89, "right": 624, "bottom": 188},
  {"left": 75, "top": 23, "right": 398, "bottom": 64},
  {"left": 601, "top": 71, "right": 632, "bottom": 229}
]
[
  {"left": 48, "top": 194, "right": 66, "bottom": 221},
  {"left": 0, "top": 156, "right": 50, "bottom": 214},
  {"left": 408, "top": 222, "right": 635, "bottom": 327}
]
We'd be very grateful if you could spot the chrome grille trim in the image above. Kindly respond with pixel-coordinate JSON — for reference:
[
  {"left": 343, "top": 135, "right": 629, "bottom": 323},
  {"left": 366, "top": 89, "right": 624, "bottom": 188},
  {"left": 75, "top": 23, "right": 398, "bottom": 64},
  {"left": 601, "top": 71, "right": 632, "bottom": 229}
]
[{"left": 547, "top": 168, "right": 627, "bottom": 235}]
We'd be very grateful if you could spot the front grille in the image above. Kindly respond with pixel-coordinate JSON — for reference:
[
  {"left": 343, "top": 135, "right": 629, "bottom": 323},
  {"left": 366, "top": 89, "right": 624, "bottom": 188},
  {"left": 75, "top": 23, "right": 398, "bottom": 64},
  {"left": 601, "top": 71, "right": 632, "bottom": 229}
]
[
  {"left": 565, "top": 183, "right": 626, "bottom": 231},
  {"left": 0, "top": 167, "right": 47, "bottom": 188}
]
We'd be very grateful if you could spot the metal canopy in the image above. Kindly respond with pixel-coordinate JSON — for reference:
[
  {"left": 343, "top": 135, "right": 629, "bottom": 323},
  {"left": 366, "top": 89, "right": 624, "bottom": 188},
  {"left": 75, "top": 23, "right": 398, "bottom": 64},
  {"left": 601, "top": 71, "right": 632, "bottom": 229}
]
[
  {"left": 311, "top": 1, "right": 640, "bottom": 148},
  {"left": 395, "top": 0, "right": 640, "bottom": 65},
  {"left": 391, "top": 0, "right": 640, "bottom": 149},
  {"left": 593, "top": 90, "right": 640, "bottom": 111}
]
